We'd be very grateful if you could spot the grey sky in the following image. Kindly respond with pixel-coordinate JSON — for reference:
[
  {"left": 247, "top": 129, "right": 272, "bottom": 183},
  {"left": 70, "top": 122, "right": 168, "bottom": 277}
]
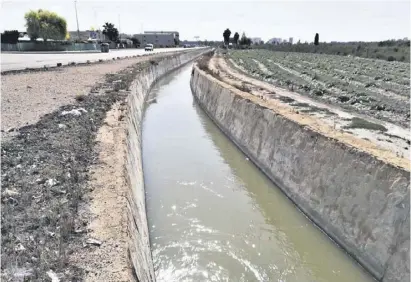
[{"left": 1, "top": 0, "right": 409, "bottom": 42}]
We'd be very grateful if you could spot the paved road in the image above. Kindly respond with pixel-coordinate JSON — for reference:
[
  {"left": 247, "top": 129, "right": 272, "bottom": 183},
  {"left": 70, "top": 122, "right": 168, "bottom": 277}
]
[{"left": 1, "top": 48, "right": 188, "bottom": 71}]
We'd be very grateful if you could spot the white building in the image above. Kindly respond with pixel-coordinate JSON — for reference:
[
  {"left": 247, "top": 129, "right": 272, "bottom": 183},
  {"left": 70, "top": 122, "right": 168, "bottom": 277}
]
[
  {"left": 267, "top": 37, "right": 282, "bottom": 45},
  {"left": 144, "top": 31, "right": 179, "bottom": 43},
  {"left": 250, "top": 37, "right": 263, "bottom": 44},
  {"left": 133, "top": 31, "right": 179, "bottom": 47},
  {"left": 289, "top": 37, "right": 294, "bottom": 44}
]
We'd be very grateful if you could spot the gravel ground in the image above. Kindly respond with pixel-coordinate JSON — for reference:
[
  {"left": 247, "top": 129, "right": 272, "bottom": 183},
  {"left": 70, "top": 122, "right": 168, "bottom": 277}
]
[
  {"left": 1, "top": 53, "right": 173, "bottom": 136},
  {"left": 0, "top": 57, "right": 158, "bottom": 281}
]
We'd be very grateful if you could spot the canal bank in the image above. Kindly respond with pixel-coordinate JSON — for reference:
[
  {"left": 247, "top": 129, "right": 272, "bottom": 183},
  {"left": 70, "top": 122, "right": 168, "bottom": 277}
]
[
  {"left": 142, "top": 64, "right": 374, "bottom": 281},
  {"left": 190, "top": 61, "right": 409, "bottom": 282},
  {"left": 120, "top": 49, "right": 207, "bottom": 281}
]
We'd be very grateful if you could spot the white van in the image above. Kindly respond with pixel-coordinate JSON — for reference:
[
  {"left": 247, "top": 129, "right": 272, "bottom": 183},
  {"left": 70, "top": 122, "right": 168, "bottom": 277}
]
[{"left": 145, "top": 44, "right": 154, "bottom": 51}]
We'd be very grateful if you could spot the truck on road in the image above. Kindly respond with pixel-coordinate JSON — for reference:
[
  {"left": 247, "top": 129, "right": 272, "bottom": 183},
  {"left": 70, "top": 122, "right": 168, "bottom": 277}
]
[{"left": 145, "top": 44, "right": 154, "bottom": 51}]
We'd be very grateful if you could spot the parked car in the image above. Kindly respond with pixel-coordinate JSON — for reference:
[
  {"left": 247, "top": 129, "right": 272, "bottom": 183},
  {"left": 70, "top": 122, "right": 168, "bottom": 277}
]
[{"left": 145, "top": 44, "right": 154, "bottom": 51}]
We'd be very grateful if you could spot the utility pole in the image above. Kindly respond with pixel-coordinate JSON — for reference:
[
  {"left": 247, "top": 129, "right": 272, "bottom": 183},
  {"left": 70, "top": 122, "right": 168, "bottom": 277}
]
[
  {"left": 74, "top": 0, "right": 80, "bottom": 40},
  {"left": 118, "top": 14, "right": 121, "bottom": 41}
]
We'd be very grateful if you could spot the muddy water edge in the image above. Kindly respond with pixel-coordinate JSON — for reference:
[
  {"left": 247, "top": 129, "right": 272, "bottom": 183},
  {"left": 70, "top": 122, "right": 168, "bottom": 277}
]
[{"left": 142, "top": 64, "right": 375, "bottom": 282}]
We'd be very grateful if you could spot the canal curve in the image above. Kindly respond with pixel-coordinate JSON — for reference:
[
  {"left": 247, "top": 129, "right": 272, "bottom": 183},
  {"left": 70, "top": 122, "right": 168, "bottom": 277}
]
[{"left": 142, "top": 64, "right": 374, "bottom": 282}]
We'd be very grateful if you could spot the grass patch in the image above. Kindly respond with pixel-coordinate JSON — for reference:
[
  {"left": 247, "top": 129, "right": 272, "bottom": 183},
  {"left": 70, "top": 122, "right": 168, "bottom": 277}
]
[
  {"left": 343, "top": 117, "right": 387, "bottom": 131},
  {"left": 278, "top": 96, "right": 295, "bottom": 103},
  {"left": 293, "top": 102, "right": 310, "bottom": 107},
  {"left": 299, "top": 106, "right": 336, "bottom": 116}
]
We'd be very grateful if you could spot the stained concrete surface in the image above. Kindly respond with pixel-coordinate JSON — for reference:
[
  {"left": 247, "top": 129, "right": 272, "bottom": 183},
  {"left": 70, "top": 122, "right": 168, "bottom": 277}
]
[{"left": 191, "top": 64, "right": 410, "bottom": 282}]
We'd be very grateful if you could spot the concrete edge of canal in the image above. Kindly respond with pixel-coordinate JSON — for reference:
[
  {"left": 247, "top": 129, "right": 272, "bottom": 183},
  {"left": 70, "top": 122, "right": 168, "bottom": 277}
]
[
  {"left": 121, "top": 49, "right": 208, "bottom": 281},
  {"left": 190, "top": 63, "right": 410, "bottom": 282}
]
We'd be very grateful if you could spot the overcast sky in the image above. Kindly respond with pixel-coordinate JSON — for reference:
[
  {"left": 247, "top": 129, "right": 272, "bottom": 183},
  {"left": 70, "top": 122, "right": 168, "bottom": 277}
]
[{"left": 0, "top": 0, "right": 409, "bottom": 42}]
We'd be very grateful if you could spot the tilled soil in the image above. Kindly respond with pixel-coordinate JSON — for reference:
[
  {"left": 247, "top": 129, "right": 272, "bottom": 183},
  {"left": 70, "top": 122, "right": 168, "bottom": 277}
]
[
  {"left": 0, "top": 59, "right": 154, "bottom": 281},
  {"left": 228, "top": 54, "right": 410, "bottom": 128}
]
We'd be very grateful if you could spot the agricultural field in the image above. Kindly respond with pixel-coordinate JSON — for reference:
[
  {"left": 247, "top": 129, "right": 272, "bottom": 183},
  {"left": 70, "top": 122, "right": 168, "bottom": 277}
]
[{"left": 228, "top": 50, "right": 410, "bottom": 128}]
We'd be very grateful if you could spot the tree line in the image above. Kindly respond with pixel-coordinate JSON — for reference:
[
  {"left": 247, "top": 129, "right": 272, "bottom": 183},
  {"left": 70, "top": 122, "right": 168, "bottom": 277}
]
[
  {"left": 253, "top": 39, "right": 410, "bottom": 62},
  {"left": 223, "top": 28, "right": 320, "bottom": 47},
  {"left": 2, "top": 9, "right": 135, "bottom": 45},
  {"left": 223, "top": 28, "right": 252, "bottom": 47},
  {"left": 1, "top": 30, "right": 20, "bottom": 44}
]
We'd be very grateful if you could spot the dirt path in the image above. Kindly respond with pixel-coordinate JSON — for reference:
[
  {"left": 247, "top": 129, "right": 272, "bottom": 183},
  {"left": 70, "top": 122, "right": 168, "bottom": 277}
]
[
  {"left": 70, "top": 102, "right": 131, "bottom": 281},
  {"left": 207, "top": 55, "right": 409, "bottom": 169}
]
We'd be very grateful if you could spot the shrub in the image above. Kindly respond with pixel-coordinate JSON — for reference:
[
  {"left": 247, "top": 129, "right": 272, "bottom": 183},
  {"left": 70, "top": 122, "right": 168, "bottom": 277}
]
[
  {"left": 387, "top": 56, "right": 396, "bottom": 61},
  {"left": 343, "top": 117, "right": 387, "bottom": 132},
  {"left": 75, "top": 94, "right": 86, "bottom": 102},
  {"left": 1, "top": 30, "right": 20, "bottom": 44}
]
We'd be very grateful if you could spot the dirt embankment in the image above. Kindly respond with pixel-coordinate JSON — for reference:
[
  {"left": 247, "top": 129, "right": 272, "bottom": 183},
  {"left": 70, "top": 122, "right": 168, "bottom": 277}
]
[
  {"left": 70, "top": 102, "right": 132, "bottom": 281},
  {"left": 0, "top": 57, "right": 160, "bottom": 281}
]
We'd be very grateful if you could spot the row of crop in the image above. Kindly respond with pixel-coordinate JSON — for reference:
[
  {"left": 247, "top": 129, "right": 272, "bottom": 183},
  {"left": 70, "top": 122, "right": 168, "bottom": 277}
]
[
  {"left": 252, "top": 50, "right": 410, "bottom": 82},
  {"left": 227, "top": 50, "right": 410, "bottom": 127},
  {"left": 243, "top": 50, "right": 409, "bottom": 97},
  {"left": 230, "top": 50, "right": 342, "bottom": 98},
  {"left": 270, "top": 53, "right": 410, "bottom": 97},
  {"left": 228, "top": 50, "right": 406, "bottom": 118},
  {"left": 249, "top": 50, "right": 409, "bottom": 82}
]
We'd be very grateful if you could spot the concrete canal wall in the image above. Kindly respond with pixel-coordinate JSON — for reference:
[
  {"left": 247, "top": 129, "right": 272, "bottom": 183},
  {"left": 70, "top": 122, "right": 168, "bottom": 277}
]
[
  {"left": 190, "top": 64, "right": 410, "bottom": 282},
  {"left": 123, "top": 49, "right": 206, "bottom": 281}
]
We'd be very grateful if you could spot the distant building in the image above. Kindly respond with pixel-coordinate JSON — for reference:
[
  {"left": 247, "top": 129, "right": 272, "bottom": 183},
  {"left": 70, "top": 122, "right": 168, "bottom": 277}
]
[
  {"left": 133, "top": 31, "right": 179, "bottom": 47},
  {"left": 267, "top": 37, "right": 282, "bottom": 45},
  {"left": 144, "top": 31, "right": 179, "bottom": 42},
  {"left": 250, "top": 37, "right": 263, "bottom": 44},
  {"left": 289, "top": 37, "right": 293, "bottom": 44}
]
